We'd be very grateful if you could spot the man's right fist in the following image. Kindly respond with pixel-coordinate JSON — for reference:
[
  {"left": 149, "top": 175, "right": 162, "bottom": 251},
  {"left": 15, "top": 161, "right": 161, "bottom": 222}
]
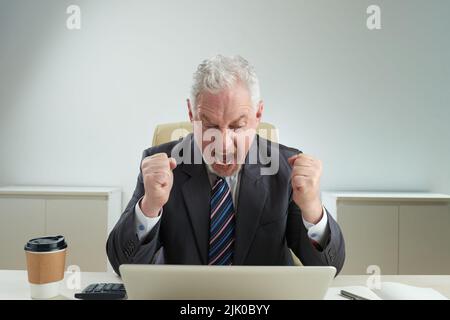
[{"left": 140, "top": 153, "right": 177, "bottom": 217}]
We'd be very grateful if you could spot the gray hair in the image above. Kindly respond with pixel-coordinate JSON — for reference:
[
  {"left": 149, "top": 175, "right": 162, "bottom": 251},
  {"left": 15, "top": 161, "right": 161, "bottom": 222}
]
[{"left": 191, "top": 54, "right": 260, "bottom": 111}]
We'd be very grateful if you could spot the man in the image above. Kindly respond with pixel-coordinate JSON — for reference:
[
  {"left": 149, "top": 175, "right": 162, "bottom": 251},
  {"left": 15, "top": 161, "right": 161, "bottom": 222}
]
[{"left": 107, "top": 55, "right": 345, "bottom": 275}]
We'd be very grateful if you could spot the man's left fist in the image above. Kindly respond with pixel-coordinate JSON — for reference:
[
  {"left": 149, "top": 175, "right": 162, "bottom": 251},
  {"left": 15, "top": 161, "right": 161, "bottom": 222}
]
[{"left": 288, "top": 153, "right": 323, "bottom": 224}]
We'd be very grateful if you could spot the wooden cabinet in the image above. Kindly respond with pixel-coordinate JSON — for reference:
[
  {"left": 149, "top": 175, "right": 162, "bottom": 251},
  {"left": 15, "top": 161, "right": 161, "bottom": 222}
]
[
  {"left": 399, "top": 204, "right": 450, "bottom": 274},
  {"left": 322, "top": 192, "right": 450, "bottom": 275},
  {"left": 0, "top": 198, "right": 46, "bottom": 270},
  {"left": 337, "top": 203, "right": 399, "bottom": 275},
  {"left": 0, "top": 186, "right": 121, "bottom": 272}
]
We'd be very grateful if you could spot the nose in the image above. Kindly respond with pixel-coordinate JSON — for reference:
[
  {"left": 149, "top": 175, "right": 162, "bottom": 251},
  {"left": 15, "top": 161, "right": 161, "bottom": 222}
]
[{"left": 217, "top": 129, "right": 235, "bottom": 158}]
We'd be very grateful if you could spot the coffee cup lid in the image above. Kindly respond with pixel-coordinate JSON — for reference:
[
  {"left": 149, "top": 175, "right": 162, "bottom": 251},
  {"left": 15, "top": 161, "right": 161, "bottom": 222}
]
[{"left": 24, "top": 235, "right": 67, "bottom": 252}]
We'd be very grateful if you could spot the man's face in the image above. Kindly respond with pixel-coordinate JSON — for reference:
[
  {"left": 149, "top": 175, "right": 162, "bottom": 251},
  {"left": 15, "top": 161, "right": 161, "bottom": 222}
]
[{"left": 189, "top": 82, "right": 263, "bottom": 177}]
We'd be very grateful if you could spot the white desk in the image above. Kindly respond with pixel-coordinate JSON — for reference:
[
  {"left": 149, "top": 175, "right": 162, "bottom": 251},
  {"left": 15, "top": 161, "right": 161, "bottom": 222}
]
[{"left": 1, "top": 270, "right": 449, "bottom": 300}]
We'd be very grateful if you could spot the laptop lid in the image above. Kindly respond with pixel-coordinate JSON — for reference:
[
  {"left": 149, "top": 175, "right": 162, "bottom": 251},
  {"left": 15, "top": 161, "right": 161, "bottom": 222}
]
[{"left": 119, "top": 264, "right": 336, "bottom": 300}]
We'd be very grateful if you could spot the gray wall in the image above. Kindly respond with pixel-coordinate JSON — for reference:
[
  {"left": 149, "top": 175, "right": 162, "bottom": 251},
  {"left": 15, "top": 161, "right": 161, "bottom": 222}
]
[{"left": 1, "top": 0, "right": 449, "bottom": 209}]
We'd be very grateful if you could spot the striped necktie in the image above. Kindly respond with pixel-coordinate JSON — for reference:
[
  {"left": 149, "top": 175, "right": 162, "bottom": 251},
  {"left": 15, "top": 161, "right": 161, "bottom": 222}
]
[{"left": 208, "top": 177, "right": 236, "bottom": 265}]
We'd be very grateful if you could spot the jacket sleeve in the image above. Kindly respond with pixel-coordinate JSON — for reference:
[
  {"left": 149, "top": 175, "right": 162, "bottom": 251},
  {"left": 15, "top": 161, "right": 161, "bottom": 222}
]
[
  {"left": 287, "top": 199, "right": 346, "bottom": 275},
  {"left": 106, "top": 149, "right": 163, "bottom": 276}
]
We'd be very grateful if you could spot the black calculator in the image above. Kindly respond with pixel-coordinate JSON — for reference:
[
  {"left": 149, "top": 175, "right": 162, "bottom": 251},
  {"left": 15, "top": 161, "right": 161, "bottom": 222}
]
[{"left": 74, "top": 283, "right": 127, "bottom": 300}]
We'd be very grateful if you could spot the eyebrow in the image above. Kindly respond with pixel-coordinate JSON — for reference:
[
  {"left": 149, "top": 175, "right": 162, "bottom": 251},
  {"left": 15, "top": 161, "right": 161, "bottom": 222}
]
[
  {"left": 230, "top": 115, "right": 248, "bottom": 125},
  {"left": 200, "top": 114, "right": 248, "bottom": 126}
]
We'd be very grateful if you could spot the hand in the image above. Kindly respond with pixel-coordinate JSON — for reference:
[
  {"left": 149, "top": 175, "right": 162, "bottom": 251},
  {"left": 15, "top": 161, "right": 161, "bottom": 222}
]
[
  {"left": 140, "top": 153, "right": 177, "bottom": 217},
  {"left": 288, "top": 153, "right": 323, "bottom": 224}
]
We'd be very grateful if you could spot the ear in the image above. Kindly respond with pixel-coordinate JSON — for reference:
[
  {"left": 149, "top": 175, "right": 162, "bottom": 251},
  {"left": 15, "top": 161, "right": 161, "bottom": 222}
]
[
  {"left": 187, "top": 98, "right": 194, "bottom": 122},
  {"left": 255, "top": 100, "right": 264, "bottom": 124}
]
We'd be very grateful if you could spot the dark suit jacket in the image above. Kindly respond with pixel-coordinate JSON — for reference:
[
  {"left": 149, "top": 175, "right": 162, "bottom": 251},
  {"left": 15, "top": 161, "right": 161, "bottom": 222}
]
[{"left": 106, "top": 134, "right": 345, "bottom": 276}]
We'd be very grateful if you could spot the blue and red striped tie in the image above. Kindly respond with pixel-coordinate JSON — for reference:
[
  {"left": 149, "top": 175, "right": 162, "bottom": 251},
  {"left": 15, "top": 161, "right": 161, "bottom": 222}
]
[{"left": 208, "top": 177, "right": 235, "bottom": 265}]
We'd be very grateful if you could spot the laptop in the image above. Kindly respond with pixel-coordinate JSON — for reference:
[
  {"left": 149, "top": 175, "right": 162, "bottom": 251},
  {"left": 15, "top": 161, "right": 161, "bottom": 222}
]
[{"left": 119, "top": 264, "right": 336, "bottom": 300}]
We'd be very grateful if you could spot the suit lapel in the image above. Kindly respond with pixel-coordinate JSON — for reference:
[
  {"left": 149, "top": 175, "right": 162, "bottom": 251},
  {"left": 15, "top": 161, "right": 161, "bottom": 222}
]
[
  {"left": 179, "top": 135, "right": 210, "bottom": 264},
  {"left": 233, "top": 135, "right": 271, "bottom": 264},
  {"left": 181, "top": 167, "right": 210, "bottom": 264},
  {"left": 233, "top": 166, "right": 268, "bottom": 264}
]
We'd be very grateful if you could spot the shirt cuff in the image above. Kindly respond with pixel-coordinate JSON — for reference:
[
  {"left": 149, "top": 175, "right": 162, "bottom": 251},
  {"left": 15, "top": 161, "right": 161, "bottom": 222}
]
[
  {"left": 135, "top": 197, "right": 162, "bottom": 240},
  {"left": 302, "top": 206, "right": 329, "bottom": 248}
]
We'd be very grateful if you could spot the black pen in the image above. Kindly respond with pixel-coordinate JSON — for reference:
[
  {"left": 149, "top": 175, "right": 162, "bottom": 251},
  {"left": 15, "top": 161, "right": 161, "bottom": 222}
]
[{"left": 340, "top": 290, "right": 370, "bottom": 300}]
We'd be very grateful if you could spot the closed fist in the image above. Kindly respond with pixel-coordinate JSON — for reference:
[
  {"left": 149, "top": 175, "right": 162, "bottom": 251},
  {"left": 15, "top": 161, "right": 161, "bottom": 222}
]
[
  {"left": 140, "top": 153, "right": 177, "bottom": 217},
  {"left": 288, "top": 153, "right": 323, "bottom": 224}
]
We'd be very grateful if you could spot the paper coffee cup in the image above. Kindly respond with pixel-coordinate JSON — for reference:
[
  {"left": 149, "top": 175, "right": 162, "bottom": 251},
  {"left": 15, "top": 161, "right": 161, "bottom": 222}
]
[{"left": 24, "top": 235, "right": 67, "bottom": 299}]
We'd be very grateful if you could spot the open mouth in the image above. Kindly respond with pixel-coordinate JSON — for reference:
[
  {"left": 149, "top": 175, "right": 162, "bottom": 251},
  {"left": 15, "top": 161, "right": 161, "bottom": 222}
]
[{"left": 212, "top": 150, "right": 236, "bottom": 165}]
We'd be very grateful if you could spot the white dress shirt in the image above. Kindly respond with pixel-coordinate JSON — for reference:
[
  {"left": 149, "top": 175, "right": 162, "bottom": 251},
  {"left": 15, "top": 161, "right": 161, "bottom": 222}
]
[{"left": 135, "top": 164, "right": 330, "bottom": 248}]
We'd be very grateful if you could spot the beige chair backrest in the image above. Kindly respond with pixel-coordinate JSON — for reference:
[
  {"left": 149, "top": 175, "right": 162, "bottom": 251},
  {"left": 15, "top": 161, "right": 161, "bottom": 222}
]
[{"left": 152, "top": 121, "right": 278, "bottom": 147}]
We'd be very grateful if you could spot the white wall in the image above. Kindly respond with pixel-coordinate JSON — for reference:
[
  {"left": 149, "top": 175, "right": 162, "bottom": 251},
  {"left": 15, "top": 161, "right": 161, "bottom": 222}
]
[{"left": 1, "top": 0, "right": 449, "bottom": 210}]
